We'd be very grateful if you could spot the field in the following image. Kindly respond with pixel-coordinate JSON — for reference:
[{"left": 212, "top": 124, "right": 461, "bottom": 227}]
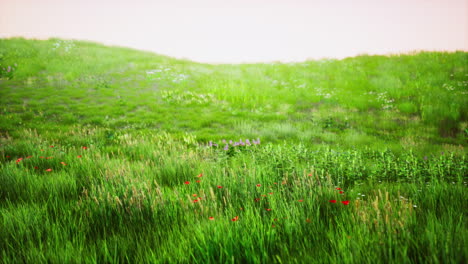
[{"left": 0, "top": 38, "right": 467, "bottom": 263}]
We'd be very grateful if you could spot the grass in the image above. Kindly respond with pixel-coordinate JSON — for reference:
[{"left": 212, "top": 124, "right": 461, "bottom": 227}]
[{"left": 0, "top": 37, "right": 467, "bottom": 263}]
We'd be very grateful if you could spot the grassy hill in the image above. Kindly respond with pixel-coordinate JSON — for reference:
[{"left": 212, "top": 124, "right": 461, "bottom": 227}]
[
  {"left": 1, "top": 38, "right": 467, "bottom": 152},
  {"left": 0, "top": 38, "right": 467, "bottom": 263}
]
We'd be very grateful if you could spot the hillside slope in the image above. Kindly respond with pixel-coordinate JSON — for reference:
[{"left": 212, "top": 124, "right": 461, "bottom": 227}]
[{"left": 0, "top": 38, "right": 467, "bottom": 153}]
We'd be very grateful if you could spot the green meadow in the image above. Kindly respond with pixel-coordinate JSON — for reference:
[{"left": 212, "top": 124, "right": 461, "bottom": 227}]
[{"left": 0, "top": 38, "right": 467, "bottom": 263}]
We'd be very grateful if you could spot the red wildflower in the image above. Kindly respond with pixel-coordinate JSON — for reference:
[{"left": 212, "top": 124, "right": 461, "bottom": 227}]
[
  {"left": 231, "top": 216, "right": 239, "bottom": 221},
  {"left": 256, "top": 184, "right": 261, "bottom": 187},
  {"left": 40, "top": 156, "right": 45, "bottom": 159},
  {"left": 329, "top": 200, "right": 337, "bottom": 203},
  {"left": 16, "top": 158, "right": 23, "bottom": 163},
  {"left": 308, "top": 173, "right": 312, "bottom": 176},
  {"left": 193, "top": 199, "right": 198, "bottom": 203},
  {"left": 45, "top": 168, "right": 52, "bottom": 172},
  {"left": 50, "top": 146, "right": 54, "bottom": 148},
  {"left": 298, "top": 199, "right": 304, "bottom": 202},
  {"left": 192, "top": 194, "right": 197, "bottom": 197},
  {"left": 82, "top": 146, "right": 88, "bottom": 150},
  {"left": 339, "top": 191, "right": 344, "bottom": 194},
  {"left": 269, "top": 192, "right": 273, "bottom": 195},
  {"left": 34, "top": 166, "right": 38, "bottom": 169},
  {"left": 266, "top": 208, "right": 271, "bottom": 211},
  {"left": 61, "top": 162, "right": 67, "bottom": 166},
  {"left": 184, "top": 181, "right": 190, "bottom": 185},
  {"left": 217, "top": 185, "right": 223, "bottom": 188},
  {"left": 336, "top": 188, "right": 341, "bottom": 190},
  {"left": 254, "top": 198, "right": 261, "bottom": 202},
  {"left": 77, "top": 155, "right": 82, "bottom": 158},
  {"left": 6, "top": 155, "right": 10, "bottom": 158},
  {"left": 196, "top": 180, "right": 201, "bottom": 183},
  {"left": 197, "top": 173, "right": 203, "bottom": 178},
  {"left": 341, "top": 200, "right": 350, "bottom": 205},
  {"left": 209, "top": 217, "right": 214, "bottom": 220},
  {"left": 26, "top": 156, "right": 33, "bottom": 159}
]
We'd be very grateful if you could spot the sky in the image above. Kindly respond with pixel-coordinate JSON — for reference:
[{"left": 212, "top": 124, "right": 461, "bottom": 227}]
[{"left": 1, "top": 0, "right": 467, "bottom": 63}]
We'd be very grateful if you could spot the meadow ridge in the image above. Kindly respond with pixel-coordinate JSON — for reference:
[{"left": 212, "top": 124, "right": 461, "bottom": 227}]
[{"left": 0, "top": 38, "right": 467, "bottom": 263}]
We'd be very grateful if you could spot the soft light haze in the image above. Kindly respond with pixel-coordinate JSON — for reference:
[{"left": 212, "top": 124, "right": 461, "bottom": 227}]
[{"left": 1, "top": 0, "right": 467, "bottom": 63}]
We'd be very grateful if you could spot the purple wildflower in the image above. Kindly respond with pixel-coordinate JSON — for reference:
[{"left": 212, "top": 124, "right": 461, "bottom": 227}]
[{"left": 224, "top": 144, "right": 229, "bottom": 151}]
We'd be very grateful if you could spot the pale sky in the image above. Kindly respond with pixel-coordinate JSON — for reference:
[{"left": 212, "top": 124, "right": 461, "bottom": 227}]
[{"left": 1, "top": 0, "right": 467, "bottom": 63}]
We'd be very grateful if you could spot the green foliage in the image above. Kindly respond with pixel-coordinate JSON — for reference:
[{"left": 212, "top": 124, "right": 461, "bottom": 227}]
[{"left": 0, "top": 38, "right": 466, "bottom": 263}]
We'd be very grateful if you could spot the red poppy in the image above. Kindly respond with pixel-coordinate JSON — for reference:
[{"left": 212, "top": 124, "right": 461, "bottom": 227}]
[
  {"left": 336, "top": 188, "right": 341, "bottom": 190},
  {"left": 34, "top": 166, "right": 38, "bottom": 170},
  {"left": 308, "top": 173, "right": 312, "bottom": 176},
  {"left": 61, "top": 162, "right": 67, "bottom": 165},
  {"left": 45, "top": 168, "right": 52, "bottom": 172},
  {"left": 184, "top": 181, "right": 190, "bottom": 185},
  {"left": 298, "top": 199, "right": 304, "bottom": 202},
  {"left": 40, "top": 156, "right": 45, "bottom": 159},
  {"left": 256, "top": 184, "right": 261, "bottom": 187},
  {"left": 209, "top": 217, "right": 214, "bottom": 220},
  {"left": 231, "top": 216, "right": 239, "bottom": 221},
  {"left": 192, "top": 194, "right": 197, "bottom": 197},
  {"left": 254, "top": 198, "right": 261, "bottom": 202},
  {"left": 265, "top": 208, "right": 271, "bottom": 211},
  {"left": 26, "top": 156, "right": 33, "bottom": 159},
  {"left": 193, "top": 199, "right": 198, "bottom": 203},
  {"left": 50, "top": 146, "right": 54, "bottom": 148},
  {"left": 329, "top": 200, "right": 337, "bottom": 203},
  {"left": 197, "top": 173, "right": 203, "bottom": 178},
  {"left": 16, "top": 158, "right": 23, "bottom": 163},
  {"left": 339, "top": 191, "right": 344, "bottom": 194},
  {"left": 196, "top": 180, "right": 201, "bottom": 183},
  {"left": 341, "top": 200, "right": 350, "bottom": 205},
  {"left": 6, "top": 155, "right": 10, "bottom": 158},
  {"left": 77, "top": 155, "right": 82, "bottom": 158},
  {"left": 217, "top": 186, "right": 223, "bottom": 188},
  {"left": 82, "top": 146, "right": 88, "bottom": 150},
  {"left": 269, "top": 192, "right": 273, "bottom": 195}
]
